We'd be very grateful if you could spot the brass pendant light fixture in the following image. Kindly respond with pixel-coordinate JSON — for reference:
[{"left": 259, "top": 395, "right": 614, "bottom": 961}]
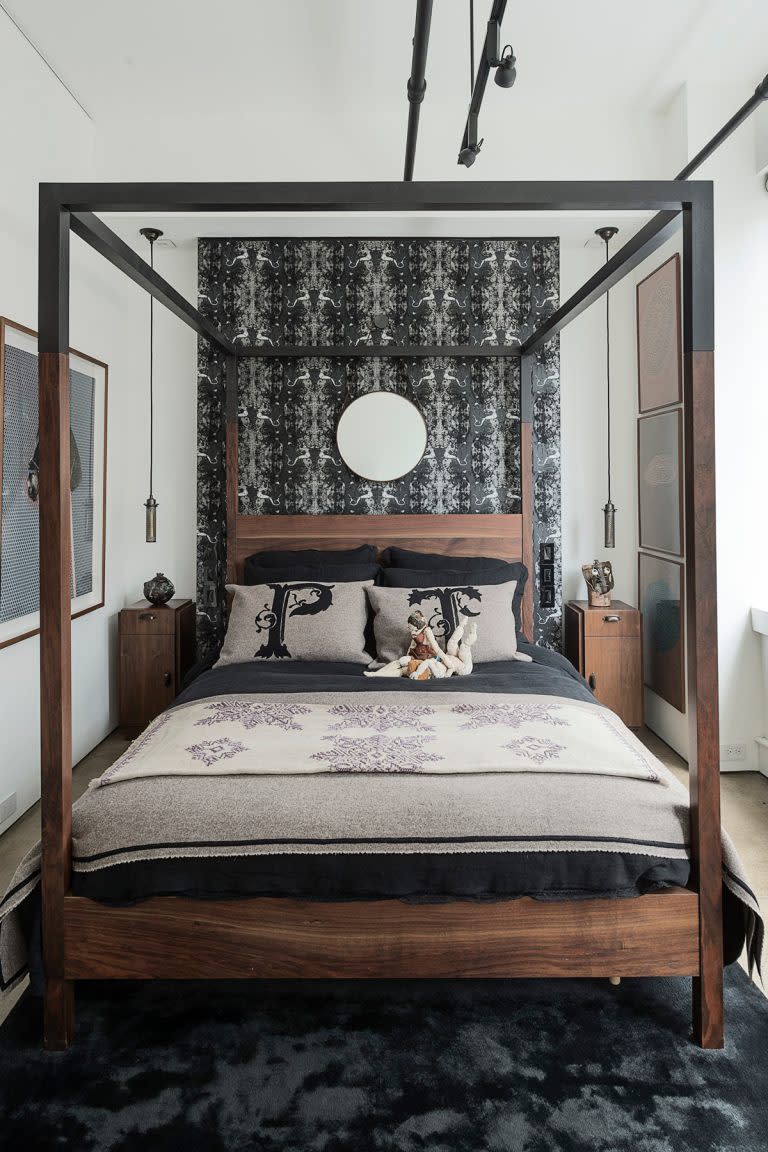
[
  {"left": 139, "top": 226, "right": 162, "bottom": 542},
  {"left": 595, "top": 225, "right": 618, "bottom": 548}
]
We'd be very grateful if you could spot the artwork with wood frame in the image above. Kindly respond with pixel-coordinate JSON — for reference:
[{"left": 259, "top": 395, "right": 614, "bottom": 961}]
[
  {"left": 638, "top": 550, "right": 686, "bottom": 713},
  {"left": 637, "top": 254, "right": 682, "bottom": 413},
  {"left": 637, "top": 409, "right": 683, "bottom": 556},
  {"left": 0, "top": 317, "right": 107, "bottom": 649}
]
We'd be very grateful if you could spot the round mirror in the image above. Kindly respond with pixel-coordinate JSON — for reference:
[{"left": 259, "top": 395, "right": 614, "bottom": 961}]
[{"left": 336, "top": 392, "right": 427, "bottom": 483}]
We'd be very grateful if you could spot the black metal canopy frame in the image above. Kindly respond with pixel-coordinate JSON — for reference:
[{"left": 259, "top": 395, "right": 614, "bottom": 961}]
[{"left": 37, "top": 176, "right": 721, "bottom": 1048}]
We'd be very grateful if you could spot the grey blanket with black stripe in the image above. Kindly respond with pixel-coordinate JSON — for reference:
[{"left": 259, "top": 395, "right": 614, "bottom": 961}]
[{"left": 1, "top": 650, "right": 762, "bottom": 992}]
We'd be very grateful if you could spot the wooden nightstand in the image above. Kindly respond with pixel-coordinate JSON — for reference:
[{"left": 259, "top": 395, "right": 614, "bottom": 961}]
[
  {"left": 118, "top": 599, "right": 196, "bottom": 733},
  {"left": 564, "top": 599, "right": 643, "bottom": 729}
]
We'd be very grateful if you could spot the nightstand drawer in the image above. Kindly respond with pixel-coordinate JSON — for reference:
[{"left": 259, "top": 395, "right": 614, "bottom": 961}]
[
  {"left": 582, "top": 610, "right": 640, "bottom": 639},
  {"left": 120, "top": 607, "right": 177, "bottom": 636}
]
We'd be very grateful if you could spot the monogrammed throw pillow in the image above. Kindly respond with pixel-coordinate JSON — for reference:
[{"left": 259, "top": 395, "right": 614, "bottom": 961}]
[
  {"left": 366, "top": 580, "right": 521, "bottom": 665},
  {"left": 216, "top": 581, "right": 373, "bottom": 666}
]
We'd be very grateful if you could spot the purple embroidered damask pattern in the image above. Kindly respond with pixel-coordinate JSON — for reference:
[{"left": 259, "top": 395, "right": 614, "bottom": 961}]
[
  {"left": 504, "top": 737, "right": 564, "bottom": 764},
  {"left": 451, "top": 701, "right": 568, "bottom": 731},
  {"left": 186, "top": 738, "right": 248, "bottom": 767},
  {"left": 327, "top": 703, "right": 436, "bottom": 732},
  {"left": 195, "top": 700, "right": 311, "bottom": 732},
  {"left": 311, "top": 734, "right": 443, "bottom": 773}
]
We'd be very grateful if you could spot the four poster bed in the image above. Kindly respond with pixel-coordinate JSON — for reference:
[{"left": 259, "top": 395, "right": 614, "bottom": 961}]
[{"left": 6, "top": 180, "right": 742, "bottom": 1050}]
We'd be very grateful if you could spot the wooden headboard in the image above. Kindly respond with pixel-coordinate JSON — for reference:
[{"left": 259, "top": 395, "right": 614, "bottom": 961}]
[
  {"left": 225, "top": 416, "right": 535, "bottom": 637},
  {"left": 232, "top": 512, "right": 534, "bottom": 639}
]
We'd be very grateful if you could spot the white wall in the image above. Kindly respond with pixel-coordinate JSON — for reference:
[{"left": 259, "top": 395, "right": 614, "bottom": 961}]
[
  {"left": 563, "top": 69, "right": 768, "bottom": 768},
  {"left": 0, "top": 11, "right": 197, "bottom": 832},
  {"left": 684, "top": 81, "right": 768, "bottom": 771}
]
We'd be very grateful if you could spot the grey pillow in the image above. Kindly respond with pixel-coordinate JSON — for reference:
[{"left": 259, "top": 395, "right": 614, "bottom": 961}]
[
  {"left": 366, "top": 581, "right": 520, "bottom": 665},
  {"left": 216, "top": 580, "right": 373, "bottom": 667}
]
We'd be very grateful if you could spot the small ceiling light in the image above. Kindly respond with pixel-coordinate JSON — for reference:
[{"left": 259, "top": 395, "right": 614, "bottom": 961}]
[
  {"left": 458, "top": 112, "right": 483, "bottom": 168},
  {"left": 595, "top": 226, "right": 619, "bottom": 549},
  {"left": 139, "top": 226, "right": 163, "bottom": 543},
  {"left": 494, "top": 45, "right": 517, "bottom": 88}
]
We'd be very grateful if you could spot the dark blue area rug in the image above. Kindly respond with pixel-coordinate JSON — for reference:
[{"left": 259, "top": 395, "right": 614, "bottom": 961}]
[{"left": 2, "top": 968, "right": 767, "bottom": 1151}]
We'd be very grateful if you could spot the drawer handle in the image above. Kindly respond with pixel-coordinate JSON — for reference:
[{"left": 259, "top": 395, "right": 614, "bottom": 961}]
[
  {"left": 603, "top": 615, "right": 621, "bottom": 622},
  {"left": 139, "top": 612, "right": 157, "bottom": 622},
  {"left": 588, "top": 673, "right": 597, "bottom": 691},
  {"left": 164, "top": 672, "right": 172, "bottom": 687}
]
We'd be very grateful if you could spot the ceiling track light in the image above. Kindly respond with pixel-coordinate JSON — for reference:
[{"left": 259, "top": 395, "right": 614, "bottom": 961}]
[{"left": 458, "top": 0, "right": 516, "bottom": 169}]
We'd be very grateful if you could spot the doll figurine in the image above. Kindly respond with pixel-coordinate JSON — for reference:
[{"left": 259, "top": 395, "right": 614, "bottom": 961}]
[{"left": 365, "top": 609, "right": 478, "bottom": 680}]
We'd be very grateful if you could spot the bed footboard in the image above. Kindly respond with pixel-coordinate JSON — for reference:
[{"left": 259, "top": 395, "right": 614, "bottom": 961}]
[{"left": 62, "top": 889, "right": 700, "bottom": 980}]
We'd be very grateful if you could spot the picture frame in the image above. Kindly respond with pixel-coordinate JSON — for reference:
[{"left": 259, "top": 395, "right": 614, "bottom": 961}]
[
  {"left": 0, "top": 317, "right": 108, "bottom": 649},
  {"left": 636, "top": 253, "right": 682, "bottom": 413},
  {"left": 637, "top": 409, "right": 683, "bottom": 556},
  {"left": 638, "top": 551, "right": 685, "bottom": 713}
]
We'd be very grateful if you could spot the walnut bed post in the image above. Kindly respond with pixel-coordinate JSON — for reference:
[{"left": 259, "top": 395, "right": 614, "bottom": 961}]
[
  {"left": 683, "top": 190, "right": 723, "bottom": 1049},
  {"left": 38, "top": 193, "right": 74, "bottom": 1050},
  {"left": 225, "top": 353, "right": 238, "bottom": 584},
  {"left": 519, "top": 353, "right": 535, "bottom": 642}
]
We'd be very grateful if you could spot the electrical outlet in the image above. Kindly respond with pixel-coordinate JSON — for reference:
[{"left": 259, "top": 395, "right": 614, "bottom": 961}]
[
  {"left": 721, "top": 742, "right": 747, "bottom": 763},
  {"left": 0, "top": 792, "right": 17, "bottom": 824}
]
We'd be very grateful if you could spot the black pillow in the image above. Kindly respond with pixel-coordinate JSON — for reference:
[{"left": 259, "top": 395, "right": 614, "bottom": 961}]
[
  {"left": 249, "top": 544, "right": 376, "bottom": 569},
  {"left": 243, "top": 560, "right": 381, "bottom": 586},
  {"left": 382, "top": 546, "right": 509, "bottom": 571},
  {"left": 381, "top": 562, "right": 528, "bottom": 635}
]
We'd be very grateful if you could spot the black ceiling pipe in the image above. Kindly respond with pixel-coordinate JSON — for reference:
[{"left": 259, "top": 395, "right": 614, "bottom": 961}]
[
  {"left": 403, "top": 0, "right": 434, "bottom": 182},
  {"left": 458, "top": 0, "right": 508, "bottom": 167},
  {"left": 676, "top": 72, "right": 768, "bottom": 179}
]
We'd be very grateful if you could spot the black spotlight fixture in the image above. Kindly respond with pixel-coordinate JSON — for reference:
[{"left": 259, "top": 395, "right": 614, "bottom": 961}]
[
  {"left": 458, "top": 0, "right": 516, "bottom": 169},
  {"left": 458, "top": 112, "right": 483, "bottom": 167},
  {"left": 494, "top": 44, "right": 517, "bottom": 88}
]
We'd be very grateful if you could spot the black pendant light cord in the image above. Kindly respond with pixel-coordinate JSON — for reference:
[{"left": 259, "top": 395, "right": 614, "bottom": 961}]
[
  {"left": 469, "top": 0, "right": 475, "bottom": 94},
  {"left": 149, "top": 238, "right": 154, "bottom": 501},
  {"left": 604, "top": 235, "right": 611, "bottom": 508}
]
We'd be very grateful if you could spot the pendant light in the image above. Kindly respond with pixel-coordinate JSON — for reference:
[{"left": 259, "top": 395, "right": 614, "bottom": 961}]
[
  {"left": 139, "top": 227, "right": 163, "bottom": 542},
  {"left": 595, "top": 226, "right": 618, "bottom": 548}
]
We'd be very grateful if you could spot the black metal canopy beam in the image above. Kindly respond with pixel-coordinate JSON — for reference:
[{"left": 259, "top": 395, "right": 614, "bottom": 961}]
[
  {"left": 236, "top": 344, "right": 520, "bottom": 359},
  {"left": 69, "top": 211, "right": 236, "bottom": 355},
  {"left": 43, "top": 180, "right": 704, "bottom": 214},
  {"left": 403, "top": 0, "right": 434, "bottom": 182},
  {"left": 521, "top": 209, "right": 682, "bottom": 356}
]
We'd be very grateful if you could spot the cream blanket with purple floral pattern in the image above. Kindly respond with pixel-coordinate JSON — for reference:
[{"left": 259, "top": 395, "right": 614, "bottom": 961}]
[{"left": 94, "top": 692, "right": 665, "bottom": 786}]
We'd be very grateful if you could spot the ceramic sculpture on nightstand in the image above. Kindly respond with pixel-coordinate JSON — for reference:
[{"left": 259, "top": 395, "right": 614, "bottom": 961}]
[
  {"left": 582, "top": 560, "right": 614, "bottom": 608},
  {"left": 143, "top": 572, "right": 175, "bottom": 605}
]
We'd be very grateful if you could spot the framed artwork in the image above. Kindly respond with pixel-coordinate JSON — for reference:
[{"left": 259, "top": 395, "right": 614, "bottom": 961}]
[
  {"left": 638, "top": 551, "right": 685, "bottom": 713},
  {"left": 636, "top": 253, "right": 682, "bottom": 413},
  {"left": 637, "top": 409, "right": 683, "bottom": 556},
  {"left": 0, "top": 317, "right": 107, "bottom": 649}
]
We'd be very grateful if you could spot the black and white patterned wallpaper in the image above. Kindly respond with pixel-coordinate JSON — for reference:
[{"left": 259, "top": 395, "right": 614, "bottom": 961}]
[{"left": 197, "top": 238, "right": 561, "bottom": 655}]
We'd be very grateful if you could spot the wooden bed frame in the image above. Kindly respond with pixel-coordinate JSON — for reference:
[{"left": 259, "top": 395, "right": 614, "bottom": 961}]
[{"left": 35, "top": 180, "right": 722, "bottom": 1051}]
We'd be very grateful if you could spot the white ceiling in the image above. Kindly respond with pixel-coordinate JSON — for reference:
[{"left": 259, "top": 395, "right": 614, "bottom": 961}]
[{"left": 5, "top": 0, "right": 710, "bottom": 123}]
